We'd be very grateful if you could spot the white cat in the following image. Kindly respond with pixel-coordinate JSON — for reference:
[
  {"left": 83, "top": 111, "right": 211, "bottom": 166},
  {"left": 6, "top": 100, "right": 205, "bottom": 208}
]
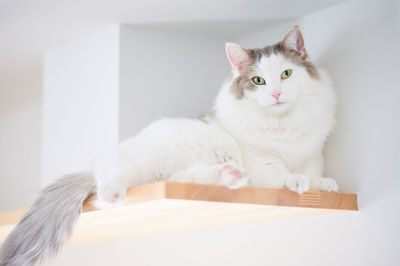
[
  {"left": 0, "top": 26, "right": 338, "bottom": 266},
  {"left": 94, "top": 26, "right": 337, "bottom": 208}
]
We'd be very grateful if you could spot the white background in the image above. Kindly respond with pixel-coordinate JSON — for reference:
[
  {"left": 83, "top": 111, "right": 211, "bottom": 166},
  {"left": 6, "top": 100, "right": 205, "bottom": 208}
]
[{"left": 0, "top": 0, "right": 399, "bottom": 265}]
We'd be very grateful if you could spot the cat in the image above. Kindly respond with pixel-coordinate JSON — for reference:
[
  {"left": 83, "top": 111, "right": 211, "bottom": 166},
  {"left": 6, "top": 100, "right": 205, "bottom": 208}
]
[{"left": 0, "top": 26, "right": 338, "bottom": 266}]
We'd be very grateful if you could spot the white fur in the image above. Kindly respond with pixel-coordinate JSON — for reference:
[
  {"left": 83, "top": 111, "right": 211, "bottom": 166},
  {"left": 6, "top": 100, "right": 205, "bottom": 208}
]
[{"left": 93, "top": 45, "right": 338, "bottom": 209}]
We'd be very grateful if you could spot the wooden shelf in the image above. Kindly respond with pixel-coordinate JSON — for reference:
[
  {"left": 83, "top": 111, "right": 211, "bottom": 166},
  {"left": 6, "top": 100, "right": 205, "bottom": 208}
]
[{"left": 0, "top": 182, "right": 357, "bottom": 245}]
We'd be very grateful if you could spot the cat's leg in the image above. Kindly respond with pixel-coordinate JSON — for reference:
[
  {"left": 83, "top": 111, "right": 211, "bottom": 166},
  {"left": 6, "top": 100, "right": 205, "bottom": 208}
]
[
  {"left": 93, "top": 159, "right": 248, "bottom": 209},
  {"left": 170, "top": 161, "right": 248, "bottom": 189},
  {"left": 93, "top": 152, "right": 150, "bottom": 209},
  {"left": 92, "top": 163, "right": 131, "bottom": 209},
  {"left": 219, "top": 162, "right": 249, "bottom": 189},
  {"left": 298, "top": 154, "right": 339, "bottom": 192},
  {"left": 92, "top": 118, "right": 248, "bottom": 208},
  {"left": 245, "top": 155, "right": 310, "bottom": 194},
  {"left": 95, "top": 177, "right": 126, "bottom": 209}
]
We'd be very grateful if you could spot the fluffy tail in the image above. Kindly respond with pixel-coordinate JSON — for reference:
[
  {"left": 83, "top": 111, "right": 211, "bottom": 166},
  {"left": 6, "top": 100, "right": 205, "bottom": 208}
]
[{"left": 0, "top": 172, "right": 97, "bottom": 266}]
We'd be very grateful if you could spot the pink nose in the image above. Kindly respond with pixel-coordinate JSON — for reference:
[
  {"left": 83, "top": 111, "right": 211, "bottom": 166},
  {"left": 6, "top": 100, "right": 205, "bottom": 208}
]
[{"left": 272, "top": 91, "right": 281, "bottom": 100}]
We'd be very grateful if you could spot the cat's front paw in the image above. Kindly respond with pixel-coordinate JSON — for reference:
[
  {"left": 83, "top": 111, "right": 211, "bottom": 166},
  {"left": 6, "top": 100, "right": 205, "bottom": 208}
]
[
  {"left": 285, "top": 174, "right": 310, "bottom": 194},
  {"left": 219, "top": 164, "right": 248, "bottom": 189},
  {"left": 312, "top": 177, "right": 339, "bottom": 192},
  {"left": 94, "top": 181, "right": 126, "bottom": 210}
]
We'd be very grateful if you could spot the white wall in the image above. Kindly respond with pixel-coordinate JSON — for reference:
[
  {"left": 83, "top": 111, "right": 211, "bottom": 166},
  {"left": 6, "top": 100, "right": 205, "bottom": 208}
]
[
  {"left": 45, "top": 0, "right": 400, "bottom": 266},
  {"left": 119, "top": 25, "right": 229, "bottom": 140},
  {"left": 42, "top": 25, "right": 120, "bottom": 186},
  {"left": 0, "top": 72, "right": 42, "bottom": 211},
  {"left": 303, "top": 0, "right": 400, "bottom": 195}
]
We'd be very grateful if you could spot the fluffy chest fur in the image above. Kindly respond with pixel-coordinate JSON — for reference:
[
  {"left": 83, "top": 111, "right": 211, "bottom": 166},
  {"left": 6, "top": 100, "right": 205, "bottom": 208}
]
[{"left": 214, "top": 70, "right": 336, "bottom": 171}]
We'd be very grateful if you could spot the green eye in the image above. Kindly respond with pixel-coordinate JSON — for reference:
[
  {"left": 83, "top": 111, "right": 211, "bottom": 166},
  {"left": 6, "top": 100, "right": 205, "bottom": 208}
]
[
  {"left": 252, "top": 76, "right": 265, "bottom": 85},
  {"left": 281, "top": 69, "right": 292, "bottom": 79}
]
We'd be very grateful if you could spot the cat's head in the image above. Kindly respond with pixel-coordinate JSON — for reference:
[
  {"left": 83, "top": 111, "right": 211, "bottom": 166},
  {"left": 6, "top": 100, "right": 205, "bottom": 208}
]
[{"left": 225, "top": 26, "right": 320, "bottom": 113}]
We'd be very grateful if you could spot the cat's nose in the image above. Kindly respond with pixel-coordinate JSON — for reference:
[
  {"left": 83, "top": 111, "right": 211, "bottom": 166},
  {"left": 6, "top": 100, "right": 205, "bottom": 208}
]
[{"left": 271, "top": 91, "right": 281, "bottom": 100}]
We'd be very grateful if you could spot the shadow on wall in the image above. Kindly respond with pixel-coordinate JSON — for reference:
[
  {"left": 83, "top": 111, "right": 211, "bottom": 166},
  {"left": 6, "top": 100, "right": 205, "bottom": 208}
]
[
  {"left": 314, "top": 8, "right": 399, "bottom": 206},
  {"left": 0, "top": 70, "right": 42, "bottom": 114},
  {"left": 0, "top": 70, "right": 42, "bottom": 211}
]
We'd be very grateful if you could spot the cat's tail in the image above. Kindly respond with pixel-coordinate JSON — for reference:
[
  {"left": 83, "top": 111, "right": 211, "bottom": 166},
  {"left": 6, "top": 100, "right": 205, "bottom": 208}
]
[{"left": 0, "top": 172, "right": 97, "bottom": 266}]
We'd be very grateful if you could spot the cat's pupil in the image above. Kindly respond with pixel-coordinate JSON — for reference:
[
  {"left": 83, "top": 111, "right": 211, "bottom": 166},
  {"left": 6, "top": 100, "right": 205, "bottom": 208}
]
[{"left": 285, "top": 71, "right": 288, "bottom": 76}]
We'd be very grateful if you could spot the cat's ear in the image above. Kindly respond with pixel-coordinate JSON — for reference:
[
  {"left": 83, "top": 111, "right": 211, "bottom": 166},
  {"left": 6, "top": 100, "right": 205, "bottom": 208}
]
[
  {"left": 225, "top": 43, "right": 251, "bottom": 72},
  {"left": 281, "top": 26, "right": 306, "bottom": 58}
]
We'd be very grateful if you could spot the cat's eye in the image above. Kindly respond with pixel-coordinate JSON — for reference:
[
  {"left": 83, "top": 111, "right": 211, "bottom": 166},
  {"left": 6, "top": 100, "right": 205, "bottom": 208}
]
[
  {"left": 252, "top": 76, "right": 266, "bottom": 85},
  {"left": 281, "top": 69, "right": 292, "bottom": 79}
]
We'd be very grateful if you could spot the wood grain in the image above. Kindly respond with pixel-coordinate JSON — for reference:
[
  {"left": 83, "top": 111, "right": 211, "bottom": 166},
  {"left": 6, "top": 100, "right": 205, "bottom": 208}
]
[
  {"left": 0, "top": 182, "right": 357, "bottom": 245},
  {"left": 163, "top": 182, "right": 357, "bottom": 210}
]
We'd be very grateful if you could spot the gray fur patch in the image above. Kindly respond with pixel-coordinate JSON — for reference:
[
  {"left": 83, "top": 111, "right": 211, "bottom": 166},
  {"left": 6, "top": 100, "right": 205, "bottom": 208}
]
[
  {"left": 249, "top": 43, "right": 283, "bottom": 62},
  {"left": 279, "top": 43, "right": 320, "bottom": 80},
  {"left": 230, "top": 74, "right": 256, "bottom": 99},
  {"left": 0, "top": 172, "right": 96, "bottom": 266},
  {"left": 229, "top": 43, "right": 284, "bottom": 99}
]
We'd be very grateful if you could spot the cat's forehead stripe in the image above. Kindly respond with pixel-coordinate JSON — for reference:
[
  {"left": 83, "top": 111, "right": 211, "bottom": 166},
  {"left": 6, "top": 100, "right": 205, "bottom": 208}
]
[{"left": 249, "top": 43, "right": 283, "bottom": 62}]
